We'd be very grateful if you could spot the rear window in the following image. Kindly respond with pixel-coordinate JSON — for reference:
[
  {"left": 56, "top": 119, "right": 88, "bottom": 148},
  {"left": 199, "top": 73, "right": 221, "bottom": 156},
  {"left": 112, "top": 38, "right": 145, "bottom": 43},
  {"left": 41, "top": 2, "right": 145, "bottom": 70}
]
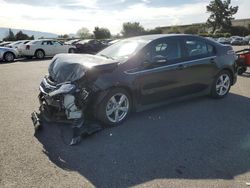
[{"left": 184, "top": 39, "right": 215, "bottom": 57}]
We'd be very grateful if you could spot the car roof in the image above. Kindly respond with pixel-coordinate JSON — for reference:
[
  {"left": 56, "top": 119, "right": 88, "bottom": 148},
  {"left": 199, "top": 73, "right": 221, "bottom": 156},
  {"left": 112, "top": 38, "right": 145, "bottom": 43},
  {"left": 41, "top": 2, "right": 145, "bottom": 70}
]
[{"left": 125, "top": 34, "right": 206, "bottom": 42}]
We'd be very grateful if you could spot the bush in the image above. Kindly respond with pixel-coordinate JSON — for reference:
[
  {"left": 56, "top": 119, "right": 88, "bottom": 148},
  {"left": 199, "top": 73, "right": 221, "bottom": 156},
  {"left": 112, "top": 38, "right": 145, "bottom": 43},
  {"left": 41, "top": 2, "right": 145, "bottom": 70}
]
[{"left": 199, "top": 32, "right": 231, "bottom": 38}]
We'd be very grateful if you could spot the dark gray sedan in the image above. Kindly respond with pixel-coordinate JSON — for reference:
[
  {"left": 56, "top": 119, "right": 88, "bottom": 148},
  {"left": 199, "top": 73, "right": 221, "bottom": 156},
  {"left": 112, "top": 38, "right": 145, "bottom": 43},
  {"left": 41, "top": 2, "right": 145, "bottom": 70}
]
[{"left": 37, "top": 34, "right": 238, "bottom": 127}]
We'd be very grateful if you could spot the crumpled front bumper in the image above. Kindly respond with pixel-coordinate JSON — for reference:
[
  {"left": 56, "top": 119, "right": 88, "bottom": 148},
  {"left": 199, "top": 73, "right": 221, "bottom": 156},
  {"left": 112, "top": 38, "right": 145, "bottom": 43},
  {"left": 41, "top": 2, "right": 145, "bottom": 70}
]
[
  {"left": 32, "top": 76, "right": 102, "bottom": 145},
  {"left": 38, "top": 76, "right": 87, "bottom": 122}
]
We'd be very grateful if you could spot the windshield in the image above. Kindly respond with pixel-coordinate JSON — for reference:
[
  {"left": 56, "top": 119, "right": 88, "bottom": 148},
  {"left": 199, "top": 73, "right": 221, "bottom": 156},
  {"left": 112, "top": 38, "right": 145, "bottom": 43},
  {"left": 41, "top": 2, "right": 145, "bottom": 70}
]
[{"left": 97, "top": 39, "right": 148, "bottom": 61}]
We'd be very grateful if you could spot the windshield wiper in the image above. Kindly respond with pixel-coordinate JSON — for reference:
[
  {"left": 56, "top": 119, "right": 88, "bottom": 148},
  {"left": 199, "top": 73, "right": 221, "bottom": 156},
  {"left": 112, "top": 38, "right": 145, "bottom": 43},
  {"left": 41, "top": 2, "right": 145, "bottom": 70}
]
[{"left": 99, "top": 54, "right": 115, "bottom": 60}]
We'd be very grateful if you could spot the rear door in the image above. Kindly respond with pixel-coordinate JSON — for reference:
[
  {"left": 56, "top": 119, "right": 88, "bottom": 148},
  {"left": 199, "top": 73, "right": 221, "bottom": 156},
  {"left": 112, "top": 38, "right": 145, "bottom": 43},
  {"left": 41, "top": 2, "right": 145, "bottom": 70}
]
[
  {"left": 41, "top": 41, "right": 53, "bottom": 56},
  {"left": 179, "top": 36, "right": 218, "bottom": 93}
]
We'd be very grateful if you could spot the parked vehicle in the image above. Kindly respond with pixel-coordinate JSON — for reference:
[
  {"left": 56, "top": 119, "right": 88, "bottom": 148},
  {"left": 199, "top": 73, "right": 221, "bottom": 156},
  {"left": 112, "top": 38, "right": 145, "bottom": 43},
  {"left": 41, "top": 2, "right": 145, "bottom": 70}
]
[
  {"left": 243, "top": 36, "right": 250, "bottom": 43},
  {"left": 6, "top": 40, "right": 30, "bottom": 49},
  {"left": 75, "top": 39, "right": 108, "bottom": 54},
  {"left": 231, "top": 37, "right": 248, "bottom": 45},
  {"left": 64, "top": 39, "right": 81, "bottom": 45},
  {"left": 0, "top": 41, "right": 11, "bottom": 47},
  {"left": 108, "top": 39, "right": 121, "bottom": 46},
  {"left": 35, "top": 34, "right": 237, "bottom": 133},
  {"left": 0, "top": 47, "right": 19, "bottom": 62},
  {"left": 236, "top": 49, "right": 250, "bottom": 75},
  {"left": 217, "top": 37, "right": 231, "bottom": 45},
  {"left": 18, "top": 39, "right": 76, "bottom": 59}
]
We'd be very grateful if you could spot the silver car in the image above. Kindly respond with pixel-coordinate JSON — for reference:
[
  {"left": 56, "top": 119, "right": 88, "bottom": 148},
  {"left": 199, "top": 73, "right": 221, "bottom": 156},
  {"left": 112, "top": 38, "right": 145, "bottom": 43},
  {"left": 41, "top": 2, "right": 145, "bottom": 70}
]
[{"left": 0, "top": 47, "right": 19, "bottom": 62}]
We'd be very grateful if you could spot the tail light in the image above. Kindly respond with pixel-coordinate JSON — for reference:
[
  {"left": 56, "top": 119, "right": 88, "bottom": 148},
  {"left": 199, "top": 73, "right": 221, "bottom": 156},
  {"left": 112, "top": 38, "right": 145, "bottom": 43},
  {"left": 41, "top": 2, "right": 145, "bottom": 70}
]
[{"left": 26, "top": 45, "right": 30, "bottom": 50}]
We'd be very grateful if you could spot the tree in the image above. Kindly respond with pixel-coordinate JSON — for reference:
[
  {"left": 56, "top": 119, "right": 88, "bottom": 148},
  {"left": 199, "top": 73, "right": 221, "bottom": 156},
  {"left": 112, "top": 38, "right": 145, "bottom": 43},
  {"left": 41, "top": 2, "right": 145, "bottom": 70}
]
[
  {"left": 93, "top": 27, "right": 111, "bottom": 39},
  {"left": 3, "top": 29, "right": 15, "bottom": 41},
  {"left": 230, "top": 26, "right": 250, "bottom": 36},
  {"left": 121, "top": 22, "right": 145, "bottom": 37},
  {"left": 58, "top": 34, "right": 69, "bottom": 39},
  {"left": 206, "top": 0, "right": 238, "bottom": 33},
  {"left": 15, "top": 31, "right": 30, "bottom": 40},
  {"left": 145, "top": 27, "right": 162, "bottom": 35},
  {"left": 168, "top": 26, "right": 181, "bottom": 34},
  {"left": 77, "top": 27, "right": 91, "bottom": 39}
]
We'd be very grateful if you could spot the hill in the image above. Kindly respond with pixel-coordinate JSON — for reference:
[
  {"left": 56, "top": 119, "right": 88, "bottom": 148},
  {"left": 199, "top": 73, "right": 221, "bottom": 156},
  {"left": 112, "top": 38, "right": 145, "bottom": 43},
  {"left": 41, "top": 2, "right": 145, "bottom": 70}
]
[{"left": 0, "top": 27, "right": 58, "bottom": 40}]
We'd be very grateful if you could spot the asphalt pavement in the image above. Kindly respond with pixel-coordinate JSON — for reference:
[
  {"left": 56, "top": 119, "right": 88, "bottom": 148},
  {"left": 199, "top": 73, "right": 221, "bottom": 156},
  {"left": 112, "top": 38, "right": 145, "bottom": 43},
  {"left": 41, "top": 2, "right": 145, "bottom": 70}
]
[{"left": 1, "top": 47, "right": 250, "bottom": 188}]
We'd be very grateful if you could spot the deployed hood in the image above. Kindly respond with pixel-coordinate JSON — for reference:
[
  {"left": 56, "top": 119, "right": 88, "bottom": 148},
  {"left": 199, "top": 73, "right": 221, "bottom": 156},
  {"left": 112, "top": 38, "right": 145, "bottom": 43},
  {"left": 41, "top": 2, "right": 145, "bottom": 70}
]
[{"left": 48, "top": 54, "right": 118, "bottom": 83}]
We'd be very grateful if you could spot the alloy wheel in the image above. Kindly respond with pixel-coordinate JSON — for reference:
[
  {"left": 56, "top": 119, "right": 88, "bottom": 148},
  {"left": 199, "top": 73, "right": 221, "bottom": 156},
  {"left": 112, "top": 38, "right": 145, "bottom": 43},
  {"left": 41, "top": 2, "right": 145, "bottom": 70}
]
[
  {"left": 105, "top": 93, "right": 129, "bottom": 123},
  {"left": 36, "top": 50, "right": 44, "bottom": 59},
  {"left": 216, "top": 74, "right": 231, "bottom": 96},
  {"left": 5, "top": 53, "right": 14, "bottom": 62}
]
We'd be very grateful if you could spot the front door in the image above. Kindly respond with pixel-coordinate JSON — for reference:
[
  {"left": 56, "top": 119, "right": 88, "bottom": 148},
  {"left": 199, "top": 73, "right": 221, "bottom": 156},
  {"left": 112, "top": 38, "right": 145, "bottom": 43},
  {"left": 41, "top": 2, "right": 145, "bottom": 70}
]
[{"left": 135, "top": 37, "right": 185, "bottom": 105}]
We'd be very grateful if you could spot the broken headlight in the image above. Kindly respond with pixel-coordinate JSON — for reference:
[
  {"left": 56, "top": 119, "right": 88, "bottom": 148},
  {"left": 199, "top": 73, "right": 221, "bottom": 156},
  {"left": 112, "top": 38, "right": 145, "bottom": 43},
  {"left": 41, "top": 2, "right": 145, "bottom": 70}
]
[{"left": 49, "top": 84, "right": 76, "bottom": 97}]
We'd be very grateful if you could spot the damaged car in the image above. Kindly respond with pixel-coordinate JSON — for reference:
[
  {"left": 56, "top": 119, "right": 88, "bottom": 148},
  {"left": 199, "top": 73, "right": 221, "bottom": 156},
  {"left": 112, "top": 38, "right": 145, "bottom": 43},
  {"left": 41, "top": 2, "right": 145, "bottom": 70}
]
[{"left": 32, "top": 34, "right": 237, "bottom": 144}]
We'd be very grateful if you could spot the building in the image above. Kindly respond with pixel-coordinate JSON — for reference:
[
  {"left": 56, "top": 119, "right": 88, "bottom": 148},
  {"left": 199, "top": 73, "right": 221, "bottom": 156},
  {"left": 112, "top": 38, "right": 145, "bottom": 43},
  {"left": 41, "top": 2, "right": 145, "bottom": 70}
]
[{"left": 160, "top": 18, "right": 250, "bottom": 34}]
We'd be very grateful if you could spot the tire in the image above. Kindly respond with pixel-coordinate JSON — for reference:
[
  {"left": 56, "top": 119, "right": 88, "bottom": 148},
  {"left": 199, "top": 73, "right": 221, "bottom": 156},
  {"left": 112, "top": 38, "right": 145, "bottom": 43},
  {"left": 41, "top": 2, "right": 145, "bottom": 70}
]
[
  {"left": 4, "top": 52, "right": 15, "bottom": 62},
  {"left": 210, "top": 70, "right": 232, "bottom": 99},
  {"left": 96, "top": 88, "right": 132, "bottom": 126},
  {"left": 68, "top": 48, "right": 75, "bottom": 53},
  {"left": 35, "top": 50, "right": 45, "bottom": 59},
  {"left": 238, "top": 67, "right": 247, "bottom": 75}
]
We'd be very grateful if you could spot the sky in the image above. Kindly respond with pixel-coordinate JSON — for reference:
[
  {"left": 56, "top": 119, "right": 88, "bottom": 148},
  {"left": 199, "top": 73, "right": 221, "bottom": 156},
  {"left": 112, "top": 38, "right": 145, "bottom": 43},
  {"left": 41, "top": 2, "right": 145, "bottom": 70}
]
[{"left": 0, "top": 0, "right": 249, "bottom": 35}]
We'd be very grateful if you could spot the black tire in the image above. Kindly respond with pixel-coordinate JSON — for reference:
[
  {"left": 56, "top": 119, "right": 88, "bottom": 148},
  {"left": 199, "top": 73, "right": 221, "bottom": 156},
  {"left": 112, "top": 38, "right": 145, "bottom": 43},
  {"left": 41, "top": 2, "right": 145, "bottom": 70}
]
[
  {"left": 68, "top": 48, "right": 75, "bottom": 53},
  {"left": 210, "top": 70, "right": 232, "bottom": 99},
  {"left": 96, "top": 88, "right": 132, "bottom": 126},
  {"left": 238, "top": 67, "right": 247, "bottom": 75},
  {"left": 35, "top": 50, "right": 45, "bottom": 59},
  {"left": 4, "top": 52, "right": 15, "bottom": 62}
]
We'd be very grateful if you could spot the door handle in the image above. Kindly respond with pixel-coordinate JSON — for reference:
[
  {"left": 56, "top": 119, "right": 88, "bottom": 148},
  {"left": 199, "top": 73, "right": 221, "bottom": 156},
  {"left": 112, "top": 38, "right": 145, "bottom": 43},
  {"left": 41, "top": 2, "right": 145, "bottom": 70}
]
[{"left": 210, "top": 58, "right": 215, "bottom": 63}]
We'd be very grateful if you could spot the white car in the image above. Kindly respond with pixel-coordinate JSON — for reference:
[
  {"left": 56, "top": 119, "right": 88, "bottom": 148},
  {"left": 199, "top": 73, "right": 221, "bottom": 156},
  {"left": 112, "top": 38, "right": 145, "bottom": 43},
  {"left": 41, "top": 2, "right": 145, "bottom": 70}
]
[
  {"left": 18, "top": 39, "right": 76, "bottom": 59},
  {"left": 0, "top": 47, "right": 19, "bottom": 62},
  {"left": 6, "top": 40, "right": 30, "bottom": 49}
]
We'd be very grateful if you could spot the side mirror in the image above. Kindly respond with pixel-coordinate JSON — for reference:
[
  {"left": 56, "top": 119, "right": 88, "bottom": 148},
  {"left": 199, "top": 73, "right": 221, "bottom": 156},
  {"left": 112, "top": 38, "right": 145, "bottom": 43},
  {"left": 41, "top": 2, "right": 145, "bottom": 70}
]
[{"left": 152, "top": 55, "right": 167, "bottom": 64}]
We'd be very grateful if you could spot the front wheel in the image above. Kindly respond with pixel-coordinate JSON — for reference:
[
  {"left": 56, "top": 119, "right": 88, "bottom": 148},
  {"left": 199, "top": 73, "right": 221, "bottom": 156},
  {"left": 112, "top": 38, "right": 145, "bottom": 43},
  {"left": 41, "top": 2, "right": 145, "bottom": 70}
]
[
  {"left": 238, "top": 67, "right": 247, "bottom": 75},
  {"left": 68, "top": 48, "right": 75, "bottom": 53},
  {"left": 210, "top": 70, "right": 231, "bottom": 98},
  {"left": 4, "top": 52, "right": 15, "bottom": 62},
  {"left": 96, "top": 88, "right": 132, "bottom": 126}
]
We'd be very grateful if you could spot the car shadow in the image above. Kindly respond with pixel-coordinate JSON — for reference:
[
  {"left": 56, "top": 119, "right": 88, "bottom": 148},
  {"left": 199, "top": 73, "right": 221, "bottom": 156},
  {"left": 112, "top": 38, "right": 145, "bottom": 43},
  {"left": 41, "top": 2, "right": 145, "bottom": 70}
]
[
  {"left": 0, "top": 60, "right": 15, "bottom": 64},
  {"left": 17, "top": 57, "right": 52, "bottom": 63},
  {"left": 35, "top": 93, "right": 250, "bottom": 188},
  {"left": 0, "top": 57, "right": 52, "bottom": 64}
]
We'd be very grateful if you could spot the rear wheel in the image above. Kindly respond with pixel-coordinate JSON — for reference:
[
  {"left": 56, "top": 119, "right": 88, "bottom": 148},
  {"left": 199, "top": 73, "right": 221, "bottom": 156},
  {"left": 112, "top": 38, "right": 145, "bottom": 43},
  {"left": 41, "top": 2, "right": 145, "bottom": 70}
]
[
  {"left": 238, "top": 67, "right": 247, "bottom": 75},
  {"left": 211, "top": 70, "right": 231, "bottom": 98},
  {"left": 68, "top": 48, "right": 75, "bottom": 53},
  {"left": 4, "top": 52, "right": 15, "bottom": 62},
  {"left": 96, "top": 88, "right": 131, "bottom": 126},
  {"left": 35, "top": 50, "right": 45, "bottom": 59}
]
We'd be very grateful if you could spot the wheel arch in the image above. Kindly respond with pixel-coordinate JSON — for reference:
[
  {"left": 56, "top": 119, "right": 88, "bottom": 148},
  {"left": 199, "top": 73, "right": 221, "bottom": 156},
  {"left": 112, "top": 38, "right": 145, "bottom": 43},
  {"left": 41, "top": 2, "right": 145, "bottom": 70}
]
[
  {"left": 93, "top": 85, "right": 136, "bottom": 113},
  {"left": 220, "top": 67, "right": 234, "bottom": 85},
  {"left": 3, "top": 51, "right": 16, "bottom": 60}
]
